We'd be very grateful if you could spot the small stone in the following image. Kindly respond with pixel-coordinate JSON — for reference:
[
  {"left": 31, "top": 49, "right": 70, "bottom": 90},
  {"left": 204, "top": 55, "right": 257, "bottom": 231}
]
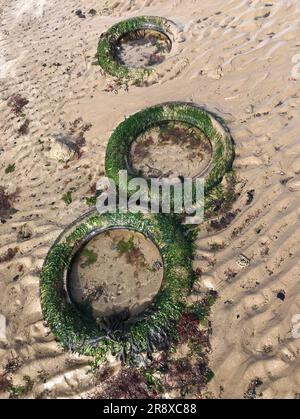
[
  {"left": 277, "top": 291, "right": 285, "bottom": 301},
  {"left": 245, "top": 104, "right": 254, "bottom": 114},
  {"left": 192, "top": 275, "right": 216, "bottom": 293},
  {"left": 236, "top": 254, "right": 250, "bottom": 268},
  {"left": 75, "top": 9, "right": 86, "bottom": 19},
  {"left": 207, "top": 65, "right": 223, "bottom": 79},
  {"left": 246, "top": 190, "right": 255, "bottom": 205}
]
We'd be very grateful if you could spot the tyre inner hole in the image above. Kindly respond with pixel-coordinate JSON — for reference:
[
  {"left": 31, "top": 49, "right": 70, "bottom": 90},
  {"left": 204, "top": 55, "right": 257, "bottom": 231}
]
[
  {"left": 129, "top": 121, "right": 213, "bottom": 179},
  {"left": 67, "top": 229, "right": 164, "bottom": 324},
  {"left": 115, "top": 29, "right": 172, "bottom": 68}
]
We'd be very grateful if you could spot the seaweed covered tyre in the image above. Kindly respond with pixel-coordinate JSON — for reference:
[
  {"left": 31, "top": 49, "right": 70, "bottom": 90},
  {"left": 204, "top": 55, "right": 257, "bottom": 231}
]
[
  {"left": 40, "top": 210, "right": 194, "bottom": 363},
  {"left": 97, "top": 16, "right": 176, "bottom": 83},
  {"left": 105, "top": 102, "right": 235, "bottom": 213}
]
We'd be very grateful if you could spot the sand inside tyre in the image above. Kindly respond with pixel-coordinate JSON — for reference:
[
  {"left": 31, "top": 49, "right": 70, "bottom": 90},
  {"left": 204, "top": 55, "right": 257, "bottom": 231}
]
[
  {"left": 68, "top": 229, "right": 164, "bottom": 322},
  {"left": 129, "top": 121, "right": 212, "bottom": 179},
  {"left": 115, "top": 29, "right": 172, "bottom": 68}
]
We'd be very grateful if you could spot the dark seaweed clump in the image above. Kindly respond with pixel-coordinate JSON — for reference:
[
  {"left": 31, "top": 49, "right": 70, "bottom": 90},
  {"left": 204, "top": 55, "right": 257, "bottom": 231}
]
[
  {"left": 0, "top": 186, "right": 19, "bottom": 221},
  {"left": 7, "top": 95, "right": 29, "bottom": 115},
  {"left": 90, "top": 293, "right": 216, "bottom": 399}
]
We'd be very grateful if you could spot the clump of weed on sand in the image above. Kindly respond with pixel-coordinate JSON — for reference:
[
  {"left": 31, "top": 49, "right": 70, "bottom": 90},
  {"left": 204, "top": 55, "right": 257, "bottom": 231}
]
[
  {"left": 91, "top": 368, "right": 155, "bottom": 399},
  {"left": 89, "top": 288, "right": 216, "bottom": 399},
  {"left": 86, "top": 196, "right": 97, "bottom": 207},
  {"left": 0, "top": 186, "right": 19, "bottom": 220},
  {"left": 54, "top": 118, "right": 92, "bottom": 160},
  {"left": 132, "top": 136, "right": 154, "bottom": 160},
  {"left": 0, "top": 355, "right": 33, "bottom": 398},
  {"left": 158, "top": 122, "right": 211, "bottom": 156},
  {"left": 80, "top": 248, "right": 98, "bottom": 268},
  {"left": 8, "top": 375, "right": 34, "bottom": 399},
  {"left": 68, "top": 117, "right": 92, "bottom": 136},
  {"left": 62, "top": 188, "right": 76, "bottom": 205},
  {"left": 85, "top": 183, "right": 97, "bottom": 207},
  {"left": 5, "top": 163, "right": 15, "bottom": 174},
  {"left": 5, "top": 356, "right": 22, "bottom": 374},
  {"left": 244, "top": 377, "right": 263, "bottom": 399},
  {"left": 0, "top": 247, "right": 19, "bottom": 263},
  {"left": 116, "top": 236, "right": 135, "bottom": 254},
  {"left": 116, "top": 236, "right": 147, "bottom": 267},
  {"left": 7, "top": 95, "right": 29, "bottom": 116},
  {"left": 18, "top": 118, "right": 30, "bottom": 136}
]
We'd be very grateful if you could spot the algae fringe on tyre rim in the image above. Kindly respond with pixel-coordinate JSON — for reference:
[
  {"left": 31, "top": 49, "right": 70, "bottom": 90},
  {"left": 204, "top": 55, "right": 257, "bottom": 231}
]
[
  {"left": 97, "top": 16, "right": 176, "bottom": 83},
  {"left": 40, "top": 210, "right": 195, "bottom": 364},
  {"left": 105, "top": 102, "right": 235, "bottom": 216}
]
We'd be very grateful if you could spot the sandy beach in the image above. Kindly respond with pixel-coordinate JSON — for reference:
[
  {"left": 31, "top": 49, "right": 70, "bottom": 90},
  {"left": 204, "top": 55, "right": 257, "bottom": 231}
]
[{"left": 1, "top": 0, "right": 300, "bottom": 399}]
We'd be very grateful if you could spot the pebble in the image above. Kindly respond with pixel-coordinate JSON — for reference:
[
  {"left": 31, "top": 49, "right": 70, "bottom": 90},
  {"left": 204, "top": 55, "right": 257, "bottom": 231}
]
[
  {"left": 44, "top": 137, "right": 76, "bottom": 162},
  {"left": 236, "top": 253, "right": 250, "bottom": 268},
  {"left": 75, "top": 10, "right": 86, "bottom": 19}
]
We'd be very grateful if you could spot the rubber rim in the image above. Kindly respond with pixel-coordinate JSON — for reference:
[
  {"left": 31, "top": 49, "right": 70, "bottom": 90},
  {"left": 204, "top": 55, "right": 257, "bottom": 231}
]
[
  {"left": 105, "top": 102, "right": 235, "bottom": 214},
  {"left": 40, "top": 210, "right": 194, "bottom": 362},
  {"left": 97, "top": 16, "right": 176, "bottom": 83}
]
